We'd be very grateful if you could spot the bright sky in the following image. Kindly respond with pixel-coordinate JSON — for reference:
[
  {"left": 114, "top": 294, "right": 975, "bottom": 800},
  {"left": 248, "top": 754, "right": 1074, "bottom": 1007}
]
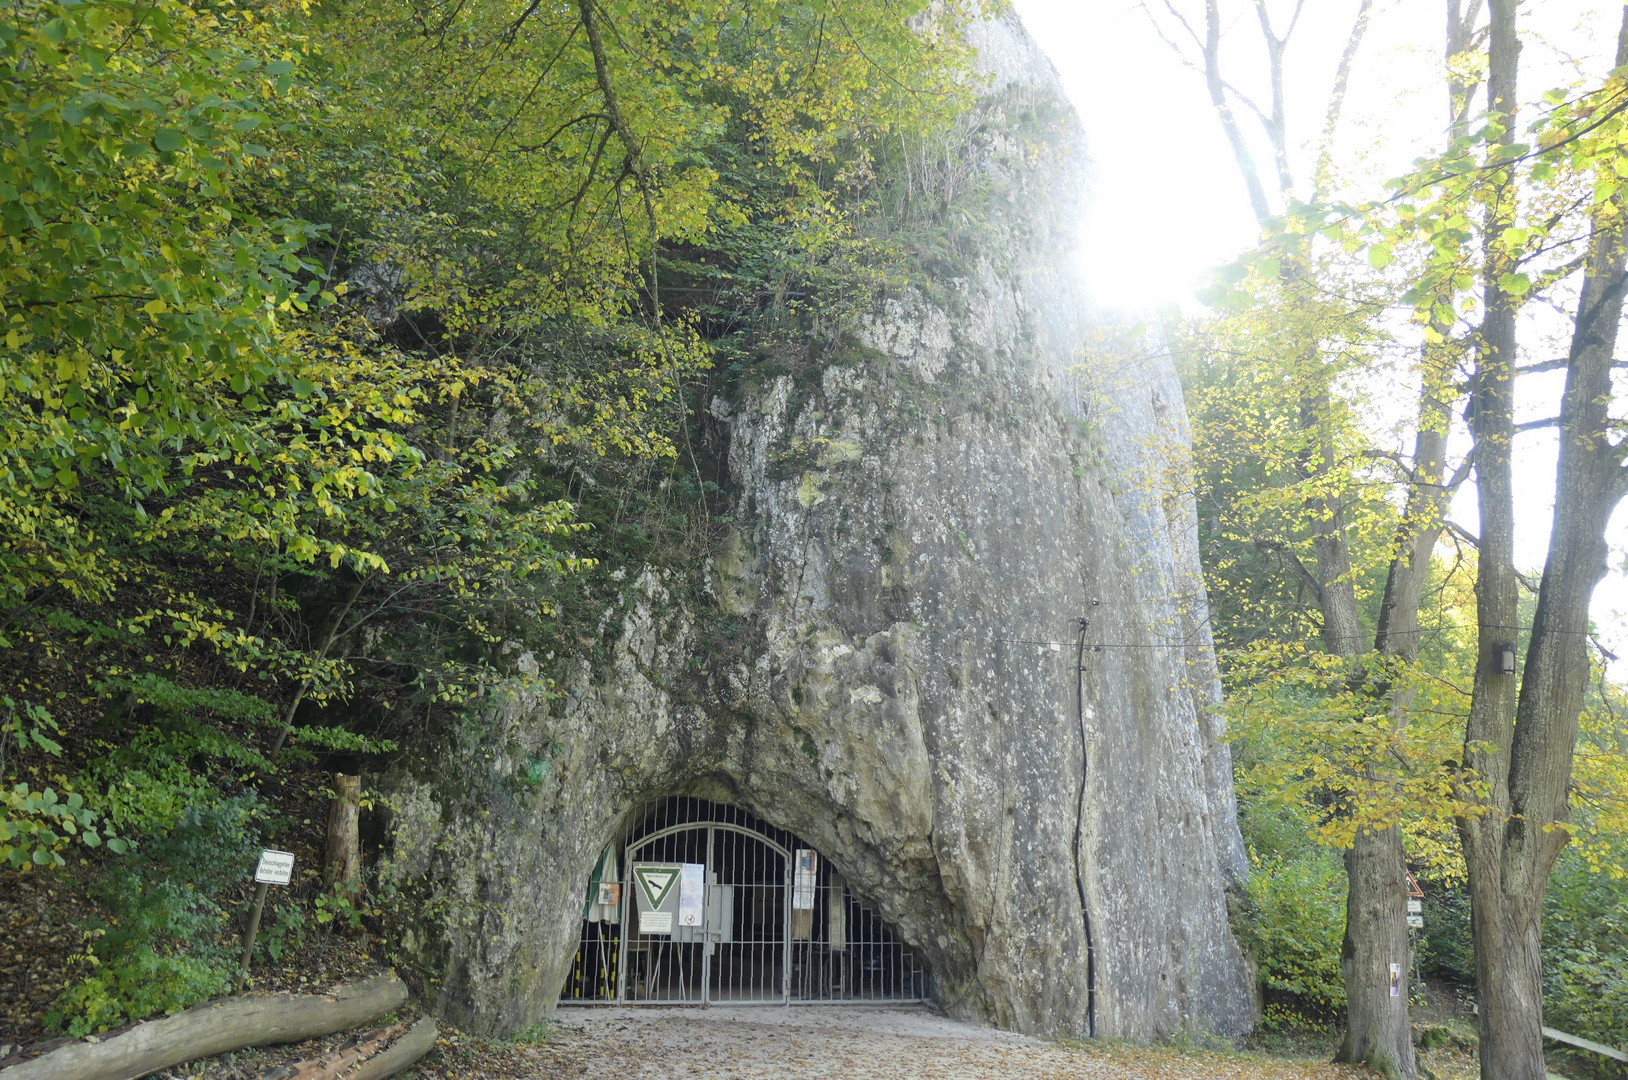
[{"left": 1007, "top": 0, "right": 1628, "bottom": 670}]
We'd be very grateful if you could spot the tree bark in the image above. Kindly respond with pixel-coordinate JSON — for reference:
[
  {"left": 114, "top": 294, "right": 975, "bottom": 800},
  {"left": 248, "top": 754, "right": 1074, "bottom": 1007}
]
[
  {"left": 0, "top": 974, "right": 407, "bottom": 1080},
  {"left": 326, "top": 773, "right": 362, "bottom": 891},
  {"left": 265, "top": 1016, "right": 438, "bottom": 1080},
  {"left": 1335, "top": 344, "right": 1456, "bottom": 1080},
  {"left": 1338, "top": 826, "right": 1416, "bottom": 1080},
  {"left": 347, "top": 1017, "right": 438, "bottom": 1080},
  {"left": 1459, "top": 6, "right": 1527, "bottom": 1076},
  {"left": 1302, "top": 381, "right": 1418, "bottom": 1080},
  {"left": 1459, "top": 9, "right": 1628, "bottom": 1080}
]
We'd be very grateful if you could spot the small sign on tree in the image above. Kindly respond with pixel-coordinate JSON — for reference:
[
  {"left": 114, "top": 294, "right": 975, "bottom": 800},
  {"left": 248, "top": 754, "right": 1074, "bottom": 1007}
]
[
  {"left": 241, "top": 848, "right": 295, "bottom": 985},
  {"left": 255, "top": 849, "right": 295, "bottom": 886}
]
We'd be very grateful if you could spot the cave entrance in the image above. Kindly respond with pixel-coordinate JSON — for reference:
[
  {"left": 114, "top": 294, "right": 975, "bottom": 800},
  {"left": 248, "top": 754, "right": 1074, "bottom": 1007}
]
[{"left": 560, "top": 797, "right": 930, "bottom": 1005}]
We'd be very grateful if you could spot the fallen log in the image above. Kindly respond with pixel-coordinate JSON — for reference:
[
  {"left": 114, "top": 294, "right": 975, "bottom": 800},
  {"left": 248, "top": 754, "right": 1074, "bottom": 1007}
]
[
  {"left": 260, "top": 1021, "right": 408, "bottom": 1080},
  {"left": 263, "top": 1016, "right": 438, "bottom": 1080},
  {"left": 348, "top": 1018, "right": 437, "bottom": 1080},
  {"left": 0, "top": 972, "right": 408, "bottom": 1080}
]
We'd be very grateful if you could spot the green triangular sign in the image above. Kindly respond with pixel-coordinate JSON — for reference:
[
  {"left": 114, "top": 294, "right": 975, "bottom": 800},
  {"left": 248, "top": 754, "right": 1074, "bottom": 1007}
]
[{"left": 633, "top": 864, "right": 680, "bottom": 911}]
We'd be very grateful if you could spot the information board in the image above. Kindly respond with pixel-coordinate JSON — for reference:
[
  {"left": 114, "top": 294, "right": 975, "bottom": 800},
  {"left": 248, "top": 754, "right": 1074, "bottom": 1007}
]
[
  {"left": 254, "top": 849, "right": 295, "bottom": 886},
  {"left": 678, "top": 863, "right": 704, "bottom": 928},
  {"left": 793, "top": 848, "right": 817, "bottom": 910}
]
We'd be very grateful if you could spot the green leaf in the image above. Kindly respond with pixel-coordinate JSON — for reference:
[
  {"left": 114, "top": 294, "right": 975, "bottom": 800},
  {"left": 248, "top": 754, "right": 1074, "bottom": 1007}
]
[{"left": 1499, "top": 272, "right": 1532, "bottom": 297}]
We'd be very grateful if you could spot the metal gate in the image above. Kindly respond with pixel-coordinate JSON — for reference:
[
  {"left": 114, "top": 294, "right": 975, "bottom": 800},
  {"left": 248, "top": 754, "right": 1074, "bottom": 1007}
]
[{"left": 560, "top": 798, "right": 929, "bottom": 1005}]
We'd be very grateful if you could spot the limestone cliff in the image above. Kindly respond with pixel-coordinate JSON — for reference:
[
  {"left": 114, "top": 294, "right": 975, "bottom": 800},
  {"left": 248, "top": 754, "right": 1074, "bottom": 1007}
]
[{"left": 378, "top": 13, "right": 1254, "bottom": 1042}]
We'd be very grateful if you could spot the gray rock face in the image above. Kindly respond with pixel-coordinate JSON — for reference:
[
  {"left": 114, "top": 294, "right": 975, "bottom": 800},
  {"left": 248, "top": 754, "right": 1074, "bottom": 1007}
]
[{"left": 379, "top": 13, "right": 1253, "bottom": 1043}]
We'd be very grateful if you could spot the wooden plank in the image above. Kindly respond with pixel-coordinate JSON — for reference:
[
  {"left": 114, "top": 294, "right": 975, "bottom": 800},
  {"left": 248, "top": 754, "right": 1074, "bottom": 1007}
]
[{"left": 1543, "top": 1026, "right": 1628, "bottom": 1063}]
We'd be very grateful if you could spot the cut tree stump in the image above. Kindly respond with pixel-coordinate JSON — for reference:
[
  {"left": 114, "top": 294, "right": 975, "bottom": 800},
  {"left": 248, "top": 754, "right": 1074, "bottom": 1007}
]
[
  {"left": 0, "top": 972, "right": 407, "bottom": 1080},
  {"left": 325, "top": 773, "right": 362, "bottom": 889},
  {"left": 262, "top": 1016, "right": 437, "bottom": 1080}
]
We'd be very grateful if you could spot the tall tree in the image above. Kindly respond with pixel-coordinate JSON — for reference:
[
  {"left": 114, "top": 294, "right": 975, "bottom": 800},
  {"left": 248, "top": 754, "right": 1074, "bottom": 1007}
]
[
  {"left": 1335, "top": 3, "right": 1628, "bottom": 1074},
  {"left": 1153, "top": 3, "right": 1500, "bottom": 1075},
  {"left": 1454, "top": 5, "right": 1628, "bottom": 1076}
]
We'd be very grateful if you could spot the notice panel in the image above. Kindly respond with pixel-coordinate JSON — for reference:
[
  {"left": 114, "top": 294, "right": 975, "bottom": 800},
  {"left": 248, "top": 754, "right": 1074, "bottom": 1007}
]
[
  {"left": 793, "top": 848, "right": 817, "bottom": 910},
  {"left": 254, "top": 849, "right": 295, "bottom": 886},
  {"left": 678, "top": 863, "right": 704, "bottom": 928}
]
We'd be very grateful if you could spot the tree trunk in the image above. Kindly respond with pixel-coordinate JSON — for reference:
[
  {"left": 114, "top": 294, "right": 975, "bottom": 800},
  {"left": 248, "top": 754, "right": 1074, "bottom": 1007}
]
[
  {"left": 0, "top": 974, "right": 407, "bottom": 1080},
  {"left": 326, "top": 773, "right": 362, "bottom": 891},
  {"left": 1460, "top": 2, "right": 1524, "bottom": 1073},
  {"left": 1338, "top": 826, "right": 1416, "bottom": 1080},
  {"left": 1303, "top": 385, "right": 1418, "bottom": 1080},
  {"left": 1460, "top": 8, "right": 1628, "bottom": 1080},
  {"left": 266, "top": 1016, "right": 438, "bottom": 1080},
  {"left": 1469, "top": 884, "right": 1548, "bottom": 1080},
  {"left": 1337, "top": 405, "right": 1452, "bottom": 1079},
  {"left": 347, "top": 1017, "right": 438, "bottom": 1080}
]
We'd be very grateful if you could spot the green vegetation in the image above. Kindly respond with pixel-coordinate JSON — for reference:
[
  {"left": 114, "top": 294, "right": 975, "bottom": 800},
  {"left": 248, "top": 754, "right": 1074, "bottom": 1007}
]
[
  {"left": 1175, "top": 6, "right": 1628, "bottom": 1071},
  {"left": 1234, "top": 804, "right": 1348, "bottom": 1027},
  {"left": 0, "top": 0, "right": 976, "bottom": 1036}
]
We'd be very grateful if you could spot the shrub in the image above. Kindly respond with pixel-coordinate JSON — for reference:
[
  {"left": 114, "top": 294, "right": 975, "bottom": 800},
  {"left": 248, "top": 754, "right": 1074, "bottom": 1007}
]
[
  {"left": 1543, "top": 851, "right": 1628, "bottom": 1061},
  {"left": 1236, "top": 803, "right": 1348, "bottom": 1026},
  {"left": 0, "top": 782, "right": 125, "bottom": 869},
  {"left": 1418, "top": 881, "right": 1474, "bottom": 988},
  {"left": 46, "top": 795, "right": 268, "bottom": 1035}
]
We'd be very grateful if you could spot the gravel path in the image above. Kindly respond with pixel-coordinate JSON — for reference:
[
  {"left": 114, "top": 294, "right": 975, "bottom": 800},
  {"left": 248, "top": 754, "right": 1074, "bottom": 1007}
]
[{"left": 471, "top": 1007, "right": 1375, "bottom": 1080}]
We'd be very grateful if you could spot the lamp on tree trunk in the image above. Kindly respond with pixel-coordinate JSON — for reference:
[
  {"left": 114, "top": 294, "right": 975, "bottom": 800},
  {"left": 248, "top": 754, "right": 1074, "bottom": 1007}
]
[{"left": 326, "top": 773, "right": 362, "bottom": 891}]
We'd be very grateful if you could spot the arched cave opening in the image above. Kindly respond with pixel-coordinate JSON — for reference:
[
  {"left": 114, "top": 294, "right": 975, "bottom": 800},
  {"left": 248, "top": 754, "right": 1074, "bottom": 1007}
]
[{"left": 560, "top": 796, "right": 931, "bottom": 1005}]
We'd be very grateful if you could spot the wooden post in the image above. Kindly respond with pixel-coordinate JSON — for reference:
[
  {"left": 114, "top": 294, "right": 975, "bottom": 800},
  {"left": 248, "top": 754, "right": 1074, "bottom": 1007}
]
[
  {"left": 325, "top": 773, "right": 362, "bottom": 890},
  {"left": 239, "top": 881, "right": 269, "bottom": 988}
]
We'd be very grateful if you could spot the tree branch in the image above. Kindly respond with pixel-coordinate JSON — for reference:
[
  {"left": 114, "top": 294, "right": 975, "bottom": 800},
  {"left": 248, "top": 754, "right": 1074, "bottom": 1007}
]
[
  {"left": 1513, "top": 416, "right": 1559, "bottom": 433},
  {"left": 576, "top": 0, "right": 660, "bottom": 323},
  {"left": 1255, "top": 537, "right": 1327, "bottom": 607},
  {"left": 1312, "top": 0, "right": 1375, "bottom": 200},
  {"left": 1518, "top": 357, "right": 1569, "bottom": 375},
  {"left": 1204, "top": 0, "right": 1273, "bottom": 222}
]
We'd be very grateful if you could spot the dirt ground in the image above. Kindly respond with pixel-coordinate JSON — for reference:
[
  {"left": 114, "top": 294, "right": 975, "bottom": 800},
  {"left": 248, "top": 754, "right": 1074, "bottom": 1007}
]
[{"left": 411, "top": 1006, "right": 1379, "bottom": 1080}]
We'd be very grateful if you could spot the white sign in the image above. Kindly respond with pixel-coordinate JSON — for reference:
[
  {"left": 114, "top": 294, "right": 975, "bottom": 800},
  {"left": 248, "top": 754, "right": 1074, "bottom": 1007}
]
[
  {"left": 678, "top": 863, "right": 704, "bottom": 927},
  {"left": 1407, "top": 914, "right": 1425, "bottom": 929},
  {"left": 793, "top": 849, "right": 817, "bottom": 911},
  {"left": 1389, "top": 962, "right": 1402, "bottom": 997},
  {"left": 254, "top": 849, "right": 295, "bottom": 886},
  {"left": 640, "top": 910, "right": 673, "bottom": 934},
  {"left": 1407, "top": 899, "right": 1422, "bottom": 914}
]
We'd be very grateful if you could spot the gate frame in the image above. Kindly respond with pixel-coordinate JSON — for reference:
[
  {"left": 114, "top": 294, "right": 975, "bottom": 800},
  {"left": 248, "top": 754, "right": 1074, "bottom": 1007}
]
[{"left": 617, "top": 820, "right": 793, "bottom": 1005}]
